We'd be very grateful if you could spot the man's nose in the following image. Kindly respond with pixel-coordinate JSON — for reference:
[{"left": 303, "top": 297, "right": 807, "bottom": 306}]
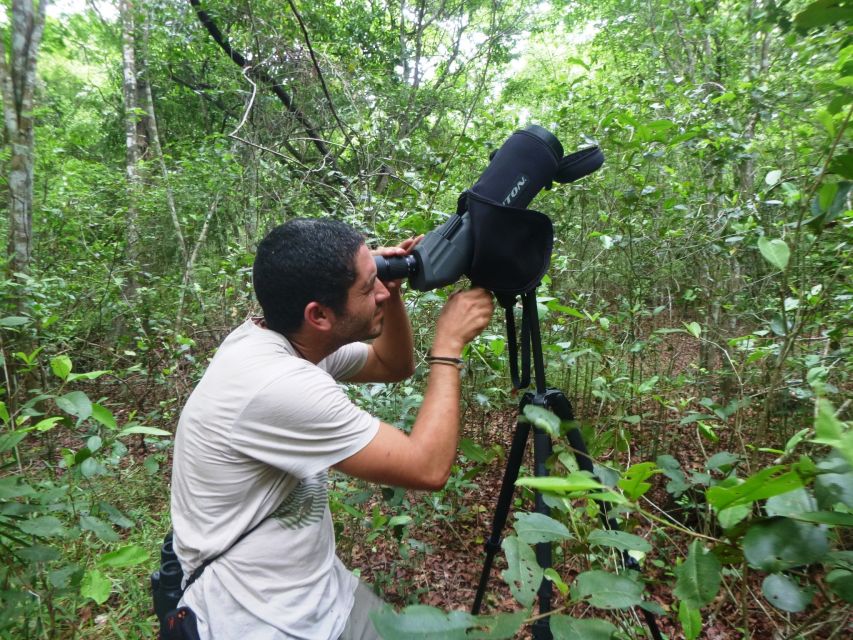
[{"left": 376, "top": 279, "right": 391, "bottom": 302}]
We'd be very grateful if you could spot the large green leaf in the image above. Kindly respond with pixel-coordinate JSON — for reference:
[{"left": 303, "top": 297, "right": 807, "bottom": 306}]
[
  {"left": 765, "top": 488, "right": 817, "bottom": 518},
  {"left": 550, "top": 615, "right": 617, "bottom": 640},
  {"left": 50, "top": 355, "right": 72, "bottom": 380},
  {"left": 743, "top": 518, "right": 829, "bottom": 571},
  {"left": 80, "top": 515, "right": 119, "bottom": 543},
  {"left": 826, "top": 569, "right": 853, "bottom": 603},
  {"left": 466, "top": 610, "right": 527, "bottom": 639},
  {"left": 673, "top": 540, "right": 722, "bottom": 609},
  {"left": 522, "top": 405, "right": 560, "bottom": 437},
  {"left": 706, "top": 466, "right": 803, "bottom": 511},
  {"left": 795, "top": 1, "right": 853, "bottom": 29},
  {"left": 56, "top": 391, "right": 92, "bottom": 423},
  {"left": 588, "top": 529, "right": 651, "bottom": 553},
  {"left": 515, "top": 473, "right": 603, "bottom": 495},
  {"left": 757, "top": 237, "right": 790, "bottom": 271},
  {"left": 370, "top": 605, "right": 473, "bottom": 639},
  {"left": 80, "top": 569, "right": 111, "bottom": 605},
  {"left": 678, "top": 601, "right": 702, "bottom": 640},
  {"left": 762, "top": 574, "right": 814, "bottom": 612},
  {"left": 571, "top": 570, "right": 644, "bottom": 610},
  {"left": 617, "top": 462, "right": 658, "bottom": 500},
  {"left": 500, "top": 536, "right": 543, "bottom": 608},
  {"left": 97, "top": 544, "right": 149, "bottom": 568},
  {"left": 18, "top": 516, "right": 66, "bottom": 538},
  {"left": 513, "top": 512, "right": 572, "bottom": 544}
]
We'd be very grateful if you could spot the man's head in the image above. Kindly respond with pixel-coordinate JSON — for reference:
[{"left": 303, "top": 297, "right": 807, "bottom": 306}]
[{"left": 253, "top": 218, "right": 366, "bottom": 336}]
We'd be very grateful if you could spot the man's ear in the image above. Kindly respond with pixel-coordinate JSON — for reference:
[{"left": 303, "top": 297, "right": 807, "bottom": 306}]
[{"left": 304, "top": 301, "right": 334, "bottom": 331}]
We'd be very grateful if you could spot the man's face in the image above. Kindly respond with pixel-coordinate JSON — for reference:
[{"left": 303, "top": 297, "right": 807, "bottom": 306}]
[{"left": 333, "top": 244, "right": 391, "bottom": 343}]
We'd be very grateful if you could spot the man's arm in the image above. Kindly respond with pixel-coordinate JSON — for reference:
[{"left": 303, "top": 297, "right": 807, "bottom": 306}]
[
  {"left": 335, "top": 288, "right": 494, "bottom": 490},
  {"left": 347, "top": 237, "right": 420, "bottom": 383}
]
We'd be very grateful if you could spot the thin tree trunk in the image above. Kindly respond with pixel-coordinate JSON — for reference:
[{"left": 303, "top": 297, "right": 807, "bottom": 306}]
[
  {"left": 120, "top": 0, "right": 142, "bottom": 300},
  {"left": 0, "top": 0, "right": 48, "bottom": 314}
]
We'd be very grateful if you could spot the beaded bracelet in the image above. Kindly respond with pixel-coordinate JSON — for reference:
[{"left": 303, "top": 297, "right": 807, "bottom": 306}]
[{"left": 426, "top": 355, "right": 464, "bottom": 370}]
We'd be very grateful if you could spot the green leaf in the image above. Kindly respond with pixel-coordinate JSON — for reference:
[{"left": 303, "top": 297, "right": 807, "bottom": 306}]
[
  {"left": 99, "top": 502, "right": 133, "bottom": 528},
  {"left": 67, "top": 370, "right": 110, "bottom": 382},
  {"left": 466, "top": 610, "right": 527, "bottom": 639},
  {"left": 572, "top": 570, "right": 644, "bottom": 610},
  {"left": 0, "top": 316, "right": 31, "bottom": 327},
  {"left": 117, "top": 425, "right": 171, "bottom": 438},
  {"left": 513, "top": 512, "right": 572, "bottom": 544},
  {"left": 550, "top": 615, "right": 618, "bottom": 640},
  {"left": 0, "top": 477, "right": 34, "bottom": 499},
  {"left": 743, "top": 517, "right": 829, "bottom": 571},
  {"left": 501, "top": 536, "right": 543, "bottom": 608},
  {"left": 811, "top": 399, "right": 853, "bottom": 467},
  {"left": 762, "top": 574, "right": 814, "bottom": 612},
  {"left": 789, "top": 511, "right": 853, "bottom": 526},
  {"left": 17, "top": 545, "right": 62, "bottom": 563},
  {"left": 50, "top": 355, "right": 72, "bottom": 380},
  {"left": 765, "top": 169, "right": 782, "bottom": 186},
  {"left": 459, "top": 438, "right": 491, "bottom": 463},
  {"left": 91, "top": 403, "right": 117, "bottom": 430},
  {"left": 97, "top": 545, "right": 149, "bottom": 568},
  {"left": 522, "top": 405, "right": 561, "bottom": 437},
  {"left": 706, "top": 452, "right": 740, "bottom": 471},
  {"left": 826, "top": 569, "right": 853, "bottom": 602},
  {"left": 757, "top": 237, "right": 790, "bottom": 271},
  {"left": 617, "top": 462, "right": 658, "bottom": 500},
  {"left": 19, "top": 516, "right": 66, "bottom": 538},
  {"left": 795, "top": 2, "right": 853, "bottom": 29},
  {"left": 0, "top": 429, "right": 30, "bottom": 452},
  {"left": 706, "top": 466, "right": 803, "bottom": 511},
  {"left": 33, "top": 416, "right": 63, "bottom": 432},
  {"left": 678, "top": 601, "right": 702, "bottom": 640},
  {"left": 588, "top": 529, "right": 651, "bottom": 553},
  {"left": 388, "top": 515, "right": 412, "bottom": 527},
  {"left": 816, "top": 108, "right": 835, "bottom": 137},
  {"left": 684, "top": 322, "right": 702, "bottom": 338},
  {"left": 370, "top": 605, "right": 473, "bottom": 639},
  {"left": 716, "top": 504, "right": 751, "bottom": 529},
  {"left": 818, "top": 182, "right": 839, "bottom": 212},
  {"left": 765, "top": 488, "right": 817, "bottom": 518},
  {"left": 80, "top": 569, "right": 111, "bottom": 605},
  {"left": 544, "top": 568, "right": 569, "bottom": 595},
  {"left": 516, "top": 473, "right": 604, "bottom": 494},
  {"left": 673, "top": 540, "right": 722, "bottom": 609},
  {"left": 56, "top": 391, "right": 92, "bottom": 423},
  {"left": 80, "top": 515, "right": 119, "bottom": 543}
]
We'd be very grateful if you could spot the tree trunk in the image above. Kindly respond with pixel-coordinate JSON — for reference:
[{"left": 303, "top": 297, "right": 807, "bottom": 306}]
[
  {"left": 0, "top": 0, "right": 48, "bottom": 315},
  {"left": 120, "top": 0, "right": 142, "bottom": 300}
]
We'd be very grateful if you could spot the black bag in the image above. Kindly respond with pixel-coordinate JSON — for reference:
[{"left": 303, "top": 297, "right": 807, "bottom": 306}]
[{"left": 160, "top": 607, "right": 201, "bottom": 640}]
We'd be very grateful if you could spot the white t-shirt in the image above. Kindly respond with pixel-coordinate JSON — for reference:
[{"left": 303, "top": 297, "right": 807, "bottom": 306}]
[{"left": 170, "top": 320, "right": 379, "bottom": 640}]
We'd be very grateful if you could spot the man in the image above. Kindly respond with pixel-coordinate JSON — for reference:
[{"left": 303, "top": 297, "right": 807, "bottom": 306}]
[{"left": 170, "top": 218, "right": 494, "bottom": 639}]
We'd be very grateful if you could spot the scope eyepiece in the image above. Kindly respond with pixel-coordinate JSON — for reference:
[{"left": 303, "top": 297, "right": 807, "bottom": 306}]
[{"left": 375, "top": 254, "right": 418, "bottom": 282}]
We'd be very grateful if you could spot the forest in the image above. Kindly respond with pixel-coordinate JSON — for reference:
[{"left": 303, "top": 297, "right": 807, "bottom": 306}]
[{"left": 0, "top": 0, "right": 850, "bottom": 638}]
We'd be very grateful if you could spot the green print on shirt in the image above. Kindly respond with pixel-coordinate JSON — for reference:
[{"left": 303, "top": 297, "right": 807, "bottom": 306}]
[{"left": 270, "top": 474, "right": 327, "bottom": 529}]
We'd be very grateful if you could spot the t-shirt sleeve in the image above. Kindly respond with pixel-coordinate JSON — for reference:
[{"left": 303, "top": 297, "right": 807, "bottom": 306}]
[
  {"left": 319, "top": 342, "right": 369, "bottom": 381},
  {"left": 230, "top": 364, "right": 379, "bottom": 479}
]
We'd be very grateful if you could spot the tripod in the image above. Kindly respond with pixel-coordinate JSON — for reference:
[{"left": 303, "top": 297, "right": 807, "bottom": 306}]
[{"left": 471, "top": 289, "right": 662, "bottom": 640}]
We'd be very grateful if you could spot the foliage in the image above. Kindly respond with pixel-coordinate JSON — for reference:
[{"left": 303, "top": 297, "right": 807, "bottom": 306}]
[{"left": 0, "top": 0, "right": 850, "bottom": 636}]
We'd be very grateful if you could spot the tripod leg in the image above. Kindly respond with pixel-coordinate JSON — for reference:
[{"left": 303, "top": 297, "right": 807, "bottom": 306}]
[
  {"left": 531, "top": 426, "right": 554, "bottom": 640},
  {"left": 471, "top": 406, "right": 532, "bottom": 615}
]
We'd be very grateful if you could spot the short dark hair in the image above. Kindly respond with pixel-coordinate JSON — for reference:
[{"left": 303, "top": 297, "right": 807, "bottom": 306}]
[{"left": 253, "top": 218, "right": 365, "bottom": 334}]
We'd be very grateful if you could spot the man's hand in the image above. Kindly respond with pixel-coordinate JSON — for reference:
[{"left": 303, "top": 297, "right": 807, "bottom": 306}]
[
  {"left": 371, "top": 235, "right": 423, "bottom": 294},
  {"left": 432, "top": 288, "right": 495, "bottom": 356}
]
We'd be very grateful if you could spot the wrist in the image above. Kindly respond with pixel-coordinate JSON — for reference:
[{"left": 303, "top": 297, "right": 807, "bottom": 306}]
[{"left": 431, "top": 337, "right": 463, "bottom": 358}]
